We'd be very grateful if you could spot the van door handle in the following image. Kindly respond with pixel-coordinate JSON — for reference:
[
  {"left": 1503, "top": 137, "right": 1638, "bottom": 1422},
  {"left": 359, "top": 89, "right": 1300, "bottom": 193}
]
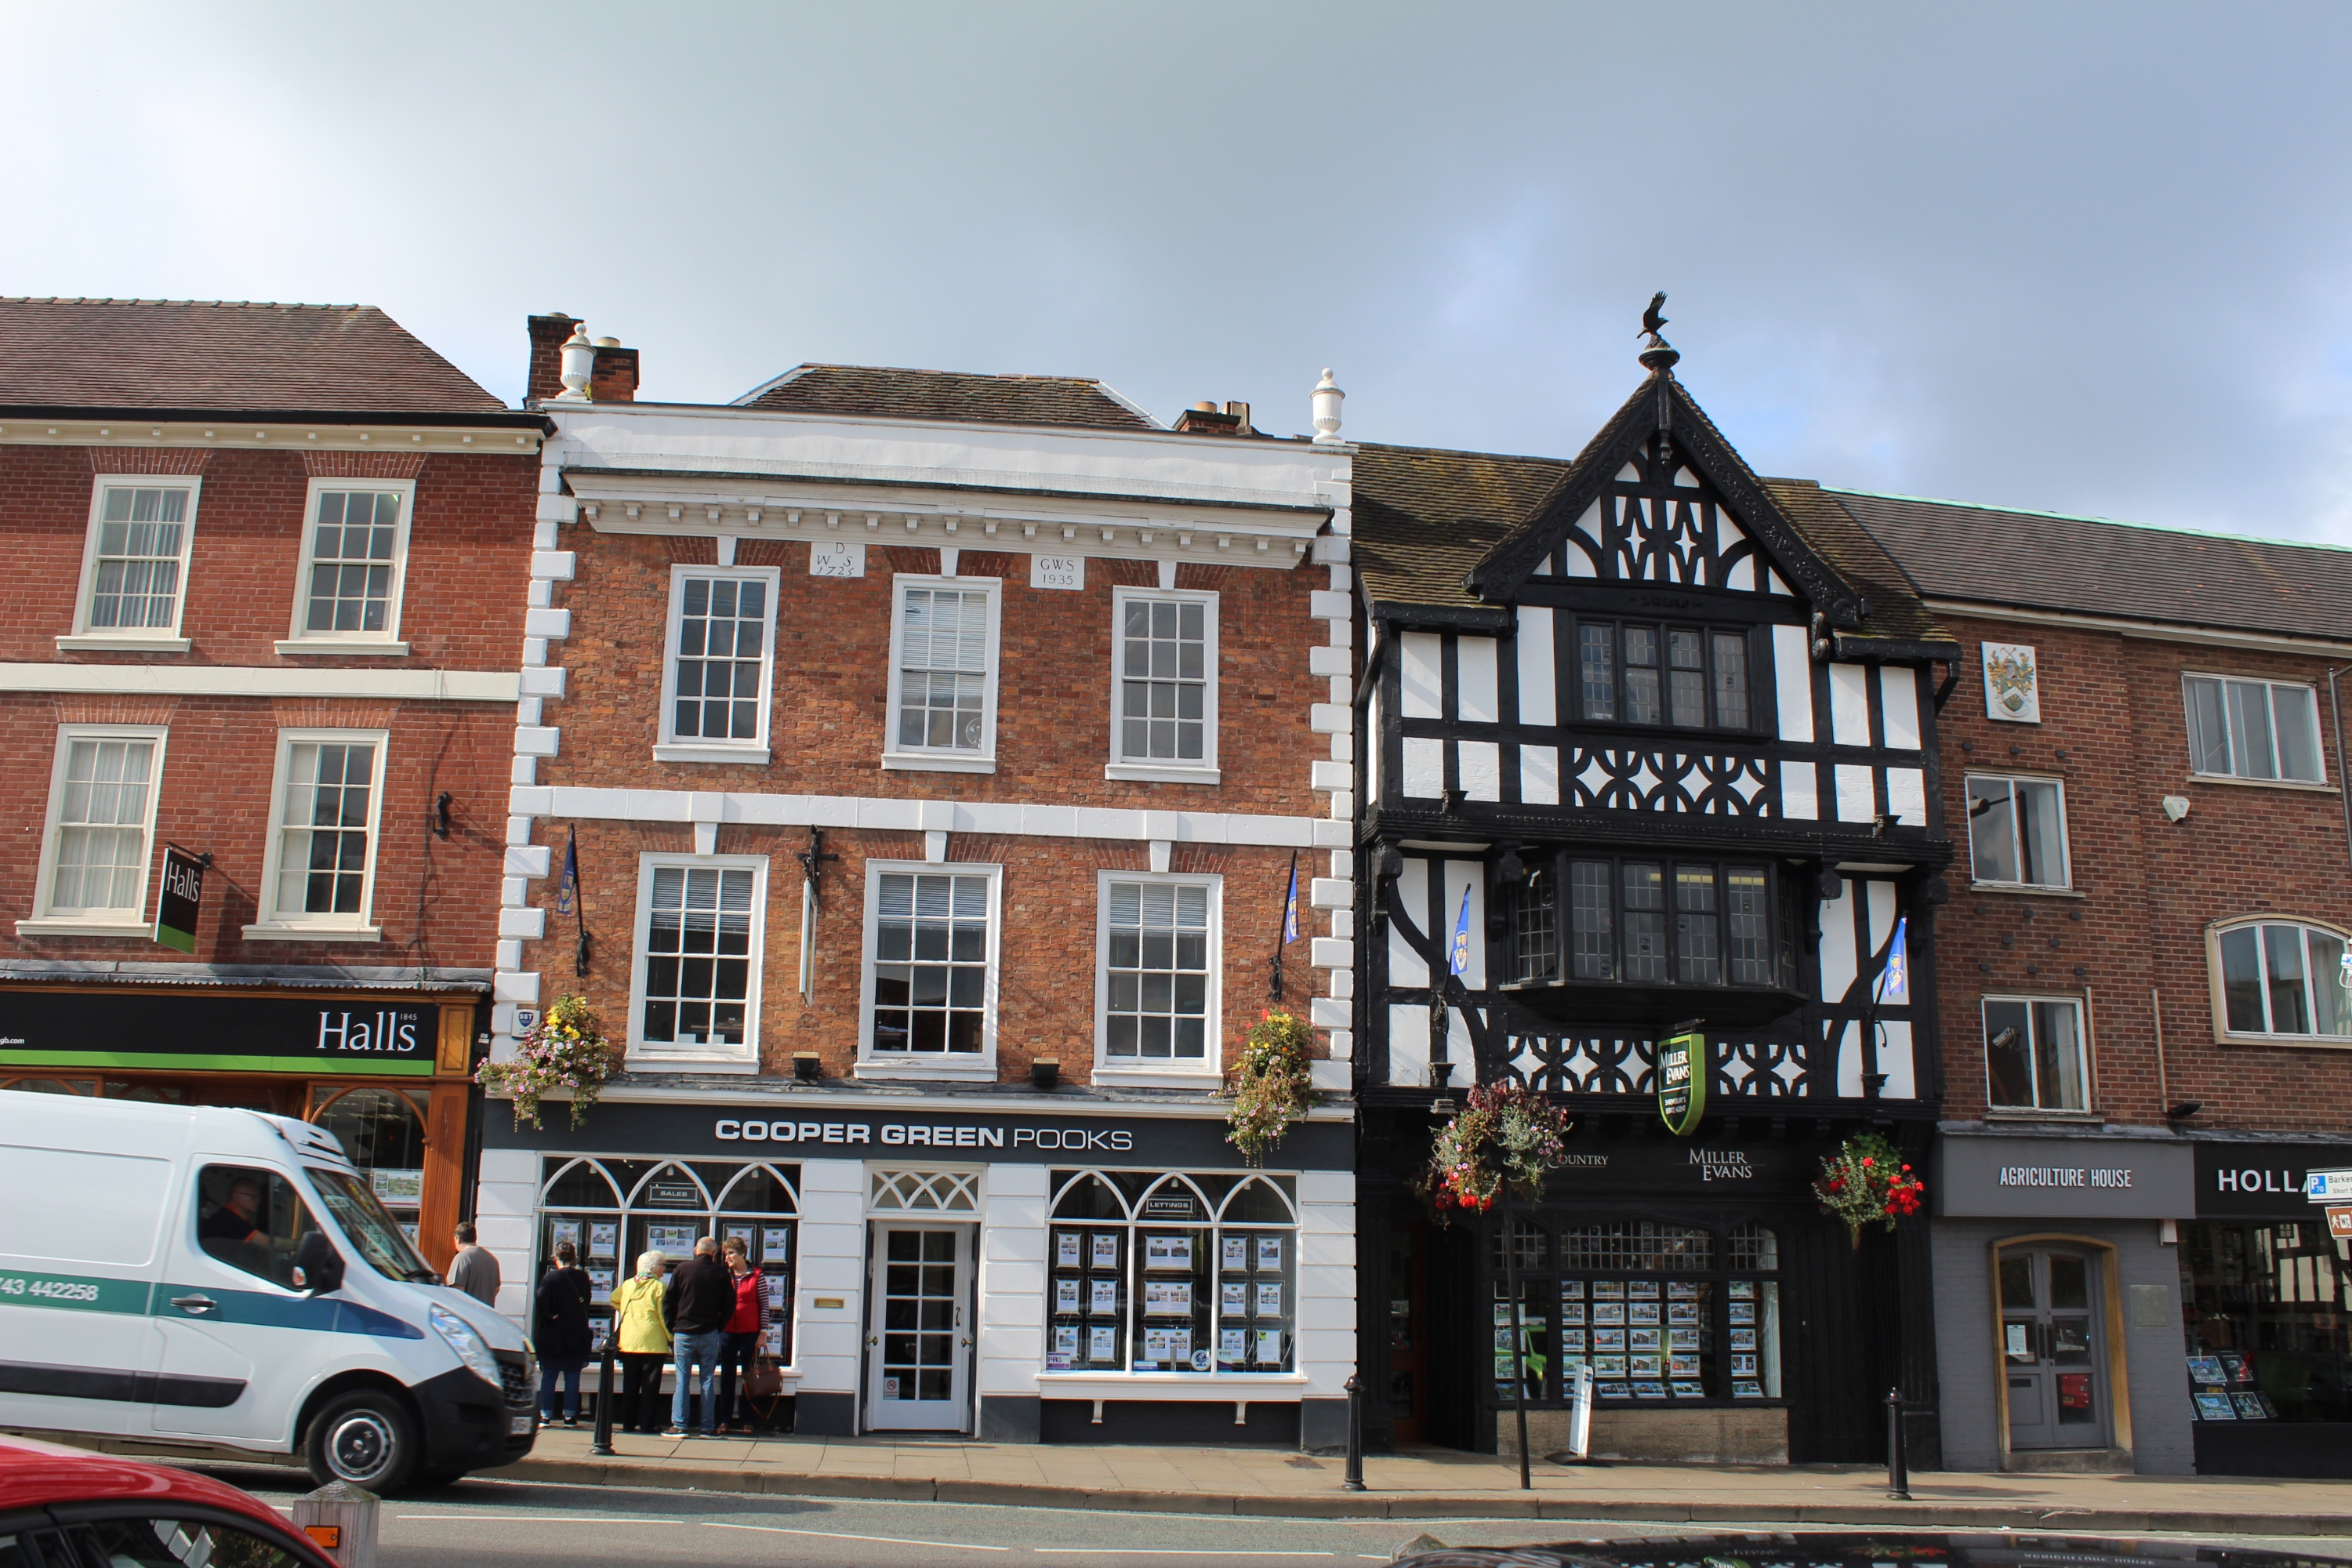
[{"left": 170, "top": 1295, "right": 216, "bottom": 1315}]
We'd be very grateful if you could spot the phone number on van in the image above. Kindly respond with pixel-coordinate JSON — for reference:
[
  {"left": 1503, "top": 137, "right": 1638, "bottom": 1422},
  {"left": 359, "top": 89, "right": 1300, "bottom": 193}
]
[{"left": 0, "top": 1276, "right": 102, "bottom": 1303}]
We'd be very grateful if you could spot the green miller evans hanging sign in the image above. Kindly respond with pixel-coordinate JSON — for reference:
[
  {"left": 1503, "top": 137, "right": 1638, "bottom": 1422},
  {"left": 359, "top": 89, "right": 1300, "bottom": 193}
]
[{"left": 1657, "top": 1023, "right": 1707, "bottom": 1136}]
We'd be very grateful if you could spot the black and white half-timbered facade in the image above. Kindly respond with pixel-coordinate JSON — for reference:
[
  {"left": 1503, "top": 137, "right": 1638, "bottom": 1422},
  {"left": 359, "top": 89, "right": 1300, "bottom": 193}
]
[{"left": 1350, "top": 339, "right": 1962, "bottom": 1464}]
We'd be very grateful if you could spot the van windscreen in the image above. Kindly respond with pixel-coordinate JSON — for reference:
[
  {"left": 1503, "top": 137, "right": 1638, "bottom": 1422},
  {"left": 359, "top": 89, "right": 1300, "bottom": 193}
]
[{"left": 310, "top": 1167, "right": 440, "bottom": 1283}]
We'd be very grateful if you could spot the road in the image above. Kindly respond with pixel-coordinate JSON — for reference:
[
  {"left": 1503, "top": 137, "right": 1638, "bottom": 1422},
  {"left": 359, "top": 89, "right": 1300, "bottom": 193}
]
[{"left": 208, "top": 1467, "right": 2349, "bottom": 1568}]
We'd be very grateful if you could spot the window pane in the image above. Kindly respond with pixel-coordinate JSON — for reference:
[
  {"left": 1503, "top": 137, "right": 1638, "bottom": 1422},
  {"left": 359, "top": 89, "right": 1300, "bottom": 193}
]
[
  {"left": 87, "top": 488, "right": 190, "bottom": 630},
  {"left": 1622, "top": 862, "right": 1666, "bottom": 982},
  {"left": 1984, "top": 1001, "right": 2035, "bottom": 1107},
  {"left": 1570, "top": 861, "right": 1613, "bottom": 979},
  {"left": 1118, "top": 596, "right": 1209, "bottom": 763},
  {"left": 898, "top": 588, "right": 990, "bottom": 752},
  {"left": 1623, "top": 626, "right": 1661, "bottom": 725},
  {"left": 641, "top": 864, "right": 754, "bottom": 1046},
  {"left": 2220, "top": 926, "right": 2267, "bottom": 1033},
  {"left": 1104, "top": 879, "right": 1210, "bottom": 1058},
  {"left": 2016, "top": 780, "right": 2066, "bottom": 887},
  {"left": 2273, "top": 685, "right": 2324, "bottom": 782},
  {"left": 1711, "top": 633, "right": 1748, "bottom": 729},
  {"left": 275, "top": 742, "right": 373, "bottom": 917},
  {"left": 1512, "top": 867, "right": 1558, "bottom": 985},
  {"left": 1724, "top": 866, "right": 1772, "bottom": 985},
  {"left": 302, "top": 492, "right": 402, "bottom": 637},
  {"left": 1578, "top": 626, "right": 1616, "bottom": 720},
  {"left": 1674, "top": 865, "right": 1719, "bottom": 985},
  {"left": 2227, "top": 680, "right": 2276, "bottom": 779},
  {"left": 874, "top": 873, "right": 989, "bottom": 1052},
  {"left": 2265, "top": 924, "right": 2312, "bottom": 1034},
  {"left": 672, "top": 575, "right": 768, "bottom": 742},
  {"left": 50, "top": 738, "right": 154, "bottom": 913},
  {"left": 2308, "top": 928, "right": 2351, "bottom": 1037},
  {"left": 2184, "top": 677, "right": 2230, "bottom": 775},
  {"left": 2032, "top": 1002, "right": 2085, "bottom": 1110},
  {"left": 1967, "top": 776, "right": 2019, "bottom": 883},
  {"left": 1667, "top": 630, "right": 1708, "bottom": 728}
]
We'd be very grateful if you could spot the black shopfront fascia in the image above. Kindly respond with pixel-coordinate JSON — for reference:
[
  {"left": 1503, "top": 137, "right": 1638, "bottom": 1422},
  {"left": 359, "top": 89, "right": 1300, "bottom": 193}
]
[{"left": 1361, "top": 1109, "right": 1939, "bottom": 1465}]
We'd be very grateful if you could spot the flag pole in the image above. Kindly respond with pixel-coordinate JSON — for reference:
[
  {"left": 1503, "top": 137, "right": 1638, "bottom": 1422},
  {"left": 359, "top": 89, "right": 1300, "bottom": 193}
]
[{"left": 1269, "top": 850, "right": 1298, "bottom": 1003}]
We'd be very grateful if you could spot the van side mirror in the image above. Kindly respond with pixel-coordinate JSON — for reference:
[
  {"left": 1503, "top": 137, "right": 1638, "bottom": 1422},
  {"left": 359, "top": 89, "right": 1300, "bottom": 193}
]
[{"left": 296, "top": 1231, "right": 346, "bottom": 1296}]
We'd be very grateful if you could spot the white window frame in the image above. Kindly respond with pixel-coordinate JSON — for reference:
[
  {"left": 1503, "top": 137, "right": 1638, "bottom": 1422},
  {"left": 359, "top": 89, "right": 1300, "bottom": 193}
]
[
  {"left": 1980, "top": 993, "right": 2092, "bottom": 1116},
  {"left": 18, "top": 724, "right": 170, "bottom": 938},
  {"left": 654, "top": 563, "right": 782, "bottom": 764},
  {"left": 626, "top": 851, "right": 768, "bottom": 1074},
  {"left": 246, "top": 728, "right": 389, "bottom": 941},
  {"left": 1093, "top": 869, "right": 1224, "bottom": 1087},
  {"left": 2208, "top": 916, "right": 2352, "bottom": 1047},
  {"left": 856, "top": 858, "right": 1002, "bottom": 1081},
  {"left": 278, "top": 477, "right": 417, "bottom": 654},
  {"left": 1105, "top": 586, "right": 1221, "bottom": 784},
  {"left": 1963, "top": 771, "right": 2072, "bottom": 891},
  {"left": 881, "top": 574, "right": 1002, "bottom": 775},
  {"left": 60, "top": 475, "right": 203, "bottom": 652},
  {"left": 2182, "top": 672, "right": 2331, "bottom": 786}
]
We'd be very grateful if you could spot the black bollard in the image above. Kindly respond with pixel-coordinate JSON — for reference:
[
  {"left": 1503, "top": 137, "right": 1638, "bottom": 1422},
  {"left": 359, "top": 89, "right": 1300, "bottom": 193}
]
[
  {"left": 590, "top": 1330, "right": 617, "bottom": 1457},
  {"left": 1341, "top": 1374, "right": 1367, "bottom": 1492},
  {"left": 1884, "top": 1386, "right": 1910, "bottom": 1500}
]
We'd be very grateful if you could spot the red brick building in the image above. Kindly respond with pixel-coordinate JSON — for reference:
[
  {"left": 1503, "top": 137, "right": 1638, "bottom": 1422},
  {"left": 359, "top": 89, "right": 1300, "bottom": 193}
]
[
  {"left": 1848, "top": 491, "right": 2352, "bottom": 1475},
  {"left": 0, "top": 299, "right": 546, "bottom": 1273},
  {"left": 472, "top": 321, "right": 1357, "bottom": 1443}
]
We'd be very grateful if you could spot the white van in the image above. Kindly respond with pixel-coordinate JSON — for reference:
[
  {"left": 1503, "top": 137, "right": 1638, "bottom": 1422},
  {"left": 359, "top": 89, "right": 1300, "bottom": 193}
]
[{"left": 0, "top": 1095, "right": 538, "bottom": 1491}]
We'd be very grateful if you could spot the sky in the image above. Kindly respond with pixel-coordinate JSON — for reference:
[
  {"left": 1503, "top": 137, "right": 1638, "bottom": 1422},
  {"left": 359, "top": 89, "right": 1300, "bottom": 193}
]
[{"left": 7, "top": 3, "right": 2352, "bottom": 544}]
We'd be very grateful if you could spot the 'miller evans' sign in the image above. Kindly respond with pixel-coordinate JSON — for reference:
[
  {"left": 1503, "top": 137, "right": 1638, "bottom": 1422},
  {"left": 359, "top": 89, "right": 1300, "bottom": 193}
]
[{"left": 0, "top": 986, "right": 434, "bottom": 1076}]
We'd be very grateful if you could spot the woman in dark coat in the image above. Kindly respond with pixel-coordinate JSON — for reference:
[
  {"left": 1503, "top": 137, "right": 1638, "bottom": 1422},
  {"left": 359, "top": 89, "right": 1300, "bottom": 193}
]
[{"left": 534, "top": 1240, "right": 595, "bottom": 1426}]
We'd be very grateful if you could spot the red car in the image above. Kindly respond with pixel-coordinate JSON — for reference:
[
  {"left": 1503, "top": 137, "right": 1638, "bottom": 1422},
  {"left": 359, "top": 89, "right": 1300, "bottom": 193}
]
[{"left": 0, "top": 1433, "right": 339, "bottom": 1568}]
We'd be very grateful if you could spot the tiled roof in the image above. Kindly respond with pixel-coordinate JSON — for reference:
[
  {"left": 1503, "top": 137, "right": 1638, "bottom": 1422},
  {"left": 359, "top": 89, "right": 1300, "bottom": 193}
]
[
  {"left": 735, "top": 363, "right": 1159, "bottom": 430},
  {"left": 1832, "top": 489, "right": 2352, "bottom": 643},
  {"left": 1352, "top": 441, "right": 1571, "bottom": 610},
  {"left": 1762, "top": 481, "right": 1949, "bottom": 645},
  {"left": 0, "top": 298, "right": 507, "bottom": 415}
]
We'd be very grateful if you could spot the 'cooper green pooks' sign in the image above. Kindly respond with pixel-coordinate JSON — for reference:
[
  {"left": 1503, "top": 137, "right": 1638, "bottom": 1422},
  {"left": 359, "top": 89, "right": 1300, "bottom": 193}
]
[{"left": 1657, "top": 1025, "right": 1706, "bottom": 1135}]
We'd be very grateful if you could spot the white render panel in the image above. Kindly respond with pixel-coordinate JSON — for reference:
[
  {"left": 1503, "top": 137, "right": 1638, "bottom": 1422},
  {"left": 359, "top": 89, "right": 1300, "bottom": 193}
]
[
  {"left": 1366, "top": 689, "right": 1381, "bottom": 802},
  {"left": 1441, "top": 859, "right": 1486, "bottom": 989},
  {"left": 1866, "top": 877, "right": 1900, "bottom": 960},
  {"left": 1771, "top": 624, "right": 1814, "bottom": 742},
  {"left": 1515, "top": 606, "right": 1556, "bottom": 726},
  {"left": 1399, "top": 632, "right": 1443, "bottom": 719},
  {"left": 1389, "top": 859, "right": 1430, "bottom": 988},
  {"left": 1456, "top": 637, "right": 1499, "bottom": 724},
  {"left": 1519, "top": 745, "right": 1559, "bottom": 807},
  {"left": 1401, "top": 737, "right": 1443, "bottom": 799},
  {"left": 1887, "top": 767, "right": 1927, "bottom": 826},
  {"left": 1566, "top": 502, "right": 1601, "bottom": 575},
  {"left": 1457, "top": 740, "right": 1501, "bottom": 803},
  {"left": 1819, "top": 878, "right": 1857, "bottom": 1002},
  {"left": 1879, "top": 666, "right": 1922, "bottom": 750},
  {"left": 1877, "top": 1018, "right": 1916, "bottom": 1099},
  {"left": 1835, "top": 763, "right": 1876, "bottom": 822},
  {"left": 1833, "top": 1020, "right": 1864, "bottom": 1098},
  {"left": 1780, "top": 760, "right": 1818, "bottom": 820},
  {"left": 1387, "top": 1003, "right": 1430, "bottom": 1087},
  {"left": 1828, "top": 663, "right": 1872, "bottom": 747}
]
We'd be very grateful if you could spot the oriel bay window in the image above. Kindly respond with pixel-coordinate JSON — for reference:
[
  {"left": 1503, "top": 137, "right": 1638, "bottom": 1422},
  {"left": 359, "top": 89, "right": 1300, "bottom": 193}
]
[
  {"left": 1577, "top": 619, "right": 1753, "bottom": 731},
  {"left": 1512, "top": 856, "right": 1784, "bottom": 989},
  {"left": 2212, "top": 920, "right": 2352, "bottom": 1041}
]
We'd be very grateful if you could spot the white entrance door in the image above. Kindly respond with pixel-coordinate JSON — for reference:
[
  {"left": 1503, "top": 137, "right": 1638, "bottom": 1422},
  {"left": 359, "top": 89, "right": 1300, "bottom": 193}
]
[{"left": 866, "top": 1223, "right": 971, "bottom": 1431}]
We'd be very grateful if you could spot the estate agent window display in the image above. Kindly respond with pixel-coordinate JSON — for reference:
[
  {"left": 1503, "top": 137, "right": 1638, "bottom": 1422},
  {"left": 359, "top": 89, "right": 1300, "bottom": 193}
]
[{"left": 2180, "top": 1218, "right": 2352, "bottom": 1425}]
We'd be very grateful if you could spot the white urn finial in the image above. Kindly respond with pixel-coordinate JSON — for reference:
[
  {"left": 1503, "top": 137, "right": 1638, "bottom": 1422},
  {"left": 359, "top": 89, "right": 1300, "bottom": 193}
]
[
  {"left": 554, "top": 324, "right": 595, "bottom": 401},
  {"left": 1311, "top": 368, "right": 1345, "bottom": 445}
]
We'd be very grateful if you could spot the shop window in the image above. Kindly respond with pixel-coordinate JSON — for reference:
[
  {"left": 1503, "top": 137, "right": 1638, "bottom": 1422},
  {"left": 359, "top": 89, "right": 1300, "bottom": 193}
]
[
  {"left": 251, "top": 730, "right": 387, "bottom": 938},
  {"left": 1966, "top": 774, "right": 2070, "bottom": 889},
  {"left": 193, "top": 1166, "right": 324, "bottom": 1292},
  {"left": 1488, "top": 1218, "right": 1547, "bottom": 1272},
  {"left": 2183, "top": 674, "right": 2325, "bottom": 783},
  {"left": 1726, "top": 1220, "right": 1779, "bottom": 1271},
  {"left": 1109, "top": 587, "right": 1219, "bottom": 782},
  {"left": 884, "top": 576, "right": 1001, "bottom": 772},
  {"left": 71, "top": 478, "right": 200, "bottom": 643},
  {"left": 1574, "top": 619, "right": 1753, "bottom": 731},
  {"left": 310, "top": 1087, "right": 426, "bottom": 1243},
  {"left": 869, "top": 1169, "right": 980, "bottom": 1213},
  {"left": 287, "top": 483, "right": 413, "bottom": 647},
  {"left": 2211, "top": 920, "right": 2352, "bottom": 1041},
  {"left": 630, "top": 853, "right": 767, "bottom": 1065},
  {"left": 1097, "top": 873, "right": 1220, "bottom": 1075},
  {"left": 1047, "top": 1168, "right": 1297, "bottom": 1376},
  {"left": 1983, "top": 996, "right": 2089, "bottom": 1111},
  {"left": 535, "top": 1156, "right": 800, "bottom": 1362},
  {"left": 658, "top": 566, "right": 780, "bottom": 760},
  {"left": 2180, "top": 1221, "right": 2352, "bottom": 1423},
  {"left": 1536, "top": 857, "right": 1784, "bottom": 989},
  {"left": 862, "top": 861, "right": 1000, "bottom": 1074}
]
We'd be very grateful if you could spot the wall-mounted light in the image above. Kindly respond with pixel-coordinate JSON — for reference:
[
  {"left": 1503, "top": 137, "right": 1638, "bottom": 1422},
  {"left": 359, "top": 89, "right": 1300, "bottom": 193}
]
[
  {"left": 1031, "top": 1057, "right": 1062, "bottom": 1091},
  {"left": 792, "top": 1052, "right": 822, "bottom": 1083},
  {"left": 1496, "top": 844, "right": 1526, "bottom": 884},
  {"left": 434, "top": 792, "right": 452, "bottom": 839}
]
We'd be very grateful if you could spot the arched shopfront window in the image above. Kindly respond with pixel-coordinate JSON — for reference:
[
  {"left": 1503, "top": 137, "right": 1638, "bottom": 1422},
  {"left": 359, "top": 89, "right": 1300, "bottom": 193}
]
[{"left": 311, "top": 1086, "right": 427, "bottom": 1241}]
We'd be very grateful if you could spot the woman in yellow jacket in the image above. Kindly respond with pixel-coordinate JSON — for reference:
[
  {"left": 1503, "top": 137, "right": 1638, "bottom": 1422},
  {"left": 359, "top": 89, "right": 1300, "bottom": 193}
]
[{"left": 608, "top": 1250, "right": 673, "bottom": 1434}]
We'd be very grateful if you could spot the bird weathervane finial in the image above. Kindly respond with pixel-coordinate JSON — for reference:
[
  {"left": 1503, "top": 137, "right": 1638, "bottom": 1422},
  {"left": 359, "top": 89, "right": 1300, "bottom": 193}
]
[{"left": 1640, "top": 292, "right": 1669, "bottom": 347}]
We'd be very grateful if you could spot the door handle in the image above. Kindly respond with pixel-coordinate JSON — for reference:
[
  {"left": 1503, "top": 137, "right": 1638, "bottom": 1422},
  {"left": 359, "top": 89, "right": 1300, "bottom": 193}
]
[
  {"left": 170, "top": 1294, "right": 216, "bottom": 1316},
  {"left": 866, "top": 1334, "right": 878, "bottom": 1346}
]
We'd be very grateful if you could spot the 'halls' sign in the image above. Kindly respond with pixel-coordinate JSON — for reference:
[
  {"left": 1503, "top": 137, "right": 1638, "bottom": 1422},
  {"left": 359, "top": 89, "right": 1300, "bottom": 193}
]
[
  {"left": 2195, "top": 1142, "right": 2352, "bottom": 1216},
  {"left": 0, "top": 986, "right": 435, "bottom": 1076},
  {"left": 153, "top": 846, "right": 205, "bottom": 954}
]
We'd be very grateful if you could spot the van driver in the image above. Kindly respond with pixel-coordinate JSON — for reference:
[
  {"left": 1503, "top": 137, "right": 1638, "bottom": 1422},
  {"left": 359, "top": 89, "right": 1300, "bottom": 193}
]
[{"left": 200, "top": 1175, "right": 266, "bottom": 1248}]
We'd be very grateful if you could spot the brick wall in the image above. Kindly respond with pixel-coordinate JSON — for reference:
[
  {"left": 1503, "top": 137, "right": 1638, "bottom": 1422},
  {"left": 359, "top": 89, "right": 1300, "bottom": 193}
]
[{"left": 1933, "top": 612, "right": 2352, "bottom": 1131}]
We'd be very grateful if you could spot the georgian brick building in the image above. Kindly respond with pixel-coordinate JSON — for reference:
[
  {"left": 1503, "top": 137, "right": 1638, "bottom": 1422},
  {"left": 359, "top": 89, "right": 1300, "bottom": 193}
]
[
  {"left": 0, "top": 298, "right": 546, "bottom": 1273},
  {"left": 475, "top": 318, "right": 1357, "bottom": 1443},
  {"left": 1848, "top": 493, "right": 2352, "bottom": 1477}
]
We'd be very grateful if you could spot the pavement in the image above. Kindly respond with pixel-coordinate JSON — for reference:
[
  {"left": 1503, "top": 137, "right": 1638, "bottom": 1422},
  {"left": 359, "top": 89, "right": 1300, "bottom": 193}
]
[{"left": 481, "top": 1426, "right": 2352, "bottom": 1534}]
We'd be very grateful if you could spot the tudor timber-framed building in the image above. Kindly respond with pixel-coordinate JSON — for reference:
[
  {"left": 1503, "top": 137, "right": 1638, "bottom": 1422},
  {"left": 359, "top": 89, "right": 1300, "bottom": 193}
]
[{"left": 1350, "top": 339, "right": 1962, "bottom": 1464}]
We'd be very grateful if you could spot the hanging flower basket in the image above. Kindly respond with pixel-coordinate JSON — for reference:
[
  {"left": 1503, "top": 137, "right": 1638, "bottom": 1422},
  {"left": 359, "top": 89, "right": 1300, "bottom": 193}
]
[
  {"left": 1225, "top": 1009, "right": 1317, "bottom": 1166},
  {"left": 1813, "top": 1131, "right": 1926, "bottom": 1247},
  {"left": 1414, "top": 1080, "right": 1573, "bottom": 1220},
  {"left": 477, "top": 994, "right": 623, "bottom": 1131}
]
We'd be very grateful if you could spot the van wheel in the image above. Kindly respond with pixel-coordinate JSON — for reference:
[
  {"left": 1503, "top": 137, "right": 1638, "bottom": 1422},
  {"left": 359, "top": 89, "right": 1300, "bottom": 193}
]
[{"left": 305, "top": 1389, "right": 419, "bottom": 1493}]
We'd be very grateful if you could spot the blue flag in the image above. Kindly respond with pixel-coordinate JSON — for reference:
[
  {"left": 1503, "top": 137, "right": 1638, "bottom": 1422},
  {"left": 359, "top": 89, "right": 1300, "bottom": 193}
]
[
  {"left": 1282, "top": 854, "right": 1299, "bottom": 945},
  {"left": 1875, "top": 916, "right": 1909, "bottom": 1004},
  {"left": 554, "top": 827, "right": 579, "bottom": 918},
  {"left": 1450, "top": 884, "right": 1472, "bottom": 976}
]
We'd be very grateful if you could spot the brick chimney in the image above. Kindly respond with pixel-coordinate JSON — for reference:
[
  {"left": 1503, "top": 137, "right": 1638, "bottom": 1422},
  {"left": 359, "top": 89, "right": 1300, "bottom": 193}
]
[
  {"left": 589, "top": 337, "right": 640, "bottom": 403},
  {"left": 525, "top": 314, "right": 577, "bottom": 405},
  {"left": 1173, "top": 399, "right": 1256, "bottom": 437}
]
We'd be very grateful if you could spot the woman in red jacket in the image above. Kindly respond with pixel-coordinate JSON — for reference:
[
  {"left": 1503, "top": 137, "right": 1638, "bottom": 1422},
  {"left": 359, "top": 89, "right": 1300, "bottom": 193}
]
[{"left": 717, "top": 1236, "right": 768, "bottom": 1436}]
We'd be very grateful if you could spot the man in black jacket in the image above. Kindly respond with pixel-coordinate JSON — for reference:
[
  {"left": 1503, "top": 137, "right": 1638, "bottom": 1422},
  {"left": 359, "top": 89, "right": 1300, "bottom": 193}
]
[{"left": 662, "top": 1237, "right": 734, "bottom": 1437}]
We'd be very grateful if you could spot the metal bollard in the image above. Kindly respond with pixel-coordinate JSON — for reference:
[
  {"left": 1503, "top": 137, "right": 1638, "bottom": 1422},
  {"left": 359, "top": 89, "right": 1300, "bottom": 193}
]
[
  {"left": 1341, "top": 1374, "right": 1367, "bottom": 1492},
  {"left": 1884, "top": 1386, "right": 1911, "bottom": 1501},
  {"left": 291, "top": 1481, "right": 379, "bottom": 1568},
  {"left": 590, "top": 1332, "right": 617, "bottom": 1457}
]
